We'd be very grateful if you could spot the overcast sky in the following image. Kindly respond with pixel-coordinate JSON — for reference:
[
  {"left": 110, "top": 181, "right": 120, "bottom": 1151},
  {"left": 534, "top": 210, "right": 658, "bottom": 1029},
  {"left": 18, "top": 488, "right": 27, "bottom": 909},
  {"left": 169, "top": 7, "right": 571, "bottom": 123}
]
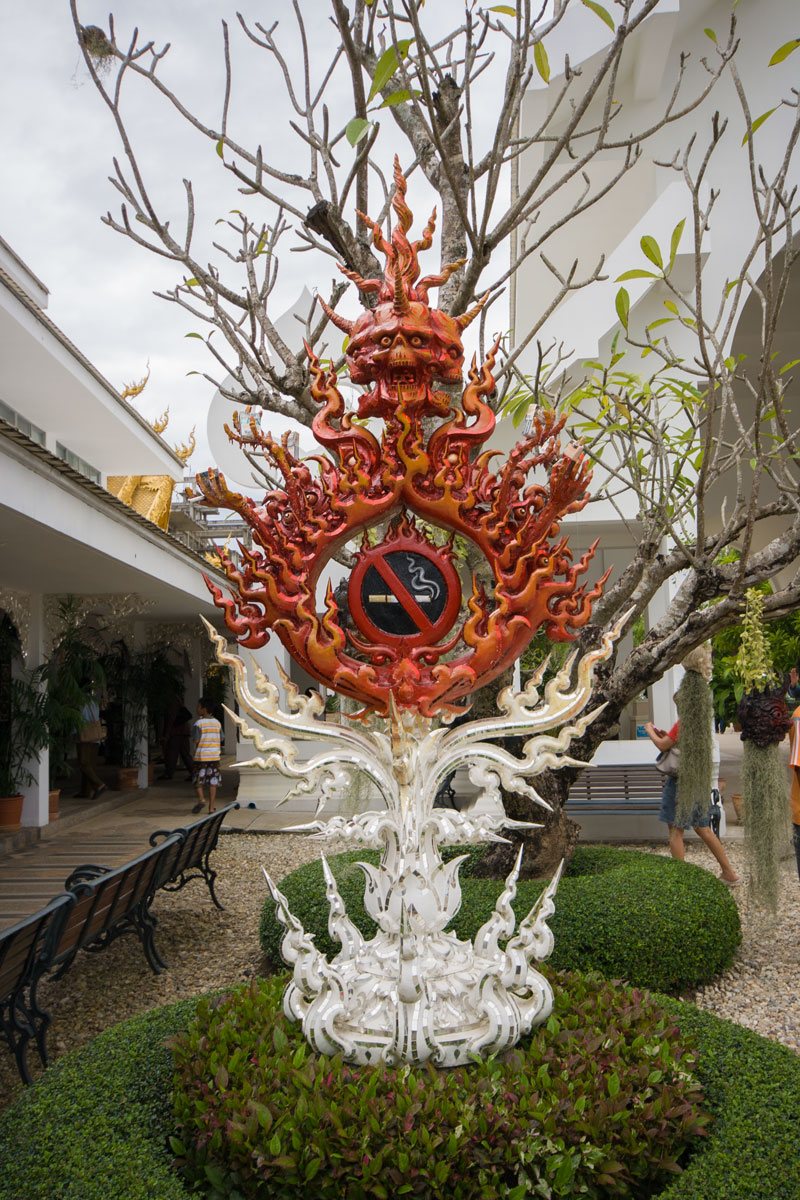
[
  {"left": 0, "top": 2, "right": 403, "bottom": 477},
  {"left": 0, "top": 2, "right": 488, "bottom": 484}
]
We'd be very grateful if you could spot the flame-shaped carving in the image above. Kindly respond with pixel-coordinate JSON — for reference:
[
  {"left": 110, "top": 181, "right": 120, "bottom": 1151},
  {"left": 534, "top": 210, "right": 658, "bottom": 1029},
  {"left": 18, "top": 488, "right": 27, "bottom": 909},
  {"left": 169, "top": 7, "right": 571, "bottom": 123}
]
[{"left": 197, "top": 160, "right": 608, "bottom": 716}]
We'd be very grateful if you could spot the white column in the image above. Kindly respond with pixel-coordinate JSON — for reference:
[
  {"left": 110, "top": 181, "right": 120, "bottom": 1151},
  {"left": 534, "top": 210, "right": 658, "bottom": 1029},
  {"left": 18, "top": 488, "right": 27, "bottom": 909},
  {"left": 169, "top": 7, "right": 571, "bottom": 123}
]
[
  {"left": 21, "top": 592, "right": 49, "bottom": 827},
  {"left": 187, "top": 634, "right": 204, "bottom": 717}
]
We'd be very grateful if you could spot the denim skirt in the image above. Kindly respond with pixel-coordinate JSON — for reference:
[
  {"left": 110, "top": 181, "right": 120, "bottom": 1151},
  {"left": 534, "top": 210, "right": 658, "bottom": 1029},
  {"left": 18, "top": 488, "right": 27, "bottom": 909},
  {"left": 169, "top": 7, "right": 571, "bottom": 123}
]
[{"left": 658, "top": 775, "right": 710, "bottom": 830}]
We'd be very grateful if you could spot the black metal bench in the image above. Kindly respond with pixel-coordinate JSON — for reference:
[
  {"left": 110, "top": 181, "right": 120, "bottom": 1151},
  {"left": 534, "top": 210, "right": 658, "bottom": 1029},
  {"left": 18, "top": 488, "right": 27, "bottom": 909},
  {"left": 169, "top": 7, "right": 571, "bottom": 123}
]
[
  {"left": 149, "top": 801, "right": 239, "bottom": 910},
  {"left": 0, "top": 894, "right": 75, "bottom": 1085},
  {"left": 568, "top": 763, "right": 664, "bottom": 816},
  {"left": 1, "top": 807, "right": 238, "bottom": 1084},
  {"left": 54, "top": 833, "right": 184, "bottom": 980}
]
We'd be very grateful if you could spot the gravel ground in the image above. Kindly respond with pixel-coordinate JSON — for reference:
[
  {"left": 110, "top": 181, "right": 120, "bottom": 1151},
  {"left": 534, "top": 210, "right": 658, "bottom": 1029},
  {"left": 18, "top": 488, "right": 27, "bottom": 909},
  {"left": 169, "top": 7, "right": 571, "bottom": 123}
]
[{"left": 1, "top": 832, "right": 798, "bottom": 1114}]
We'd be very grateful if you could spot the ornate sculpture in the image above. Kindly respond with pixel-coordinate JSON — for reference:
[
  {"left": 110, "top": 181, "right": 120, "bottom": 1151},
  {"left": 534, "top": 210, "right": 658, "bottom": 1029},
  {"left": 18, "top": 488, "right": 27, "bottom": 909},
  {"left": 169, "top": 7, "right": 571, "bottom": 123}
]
[{"left": 196, "top": 160, "right": 618, "bottom": 1064}]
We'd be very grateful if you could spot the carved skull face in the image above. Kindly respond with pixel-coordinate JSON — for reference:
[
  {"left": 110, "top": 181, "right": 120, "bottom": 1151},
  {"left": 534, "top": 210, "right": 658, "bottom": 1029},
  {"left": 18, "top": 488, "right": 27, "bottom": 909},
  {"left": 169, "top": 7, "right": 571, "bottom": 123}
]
[{"left": 347, "top": 300, "right": 464, "bottom": 391}]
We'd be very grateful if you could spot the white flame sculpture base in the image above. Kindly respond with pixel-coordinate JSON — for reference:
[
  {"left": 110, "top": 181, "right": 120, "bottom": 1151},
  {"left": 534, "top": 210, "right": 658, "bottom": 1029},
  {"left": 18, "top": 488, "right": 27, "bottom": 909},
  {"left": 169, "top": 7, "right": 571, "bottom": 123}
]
[{"left": 205, "top": 615, "right": 625, "bottom": 1067}]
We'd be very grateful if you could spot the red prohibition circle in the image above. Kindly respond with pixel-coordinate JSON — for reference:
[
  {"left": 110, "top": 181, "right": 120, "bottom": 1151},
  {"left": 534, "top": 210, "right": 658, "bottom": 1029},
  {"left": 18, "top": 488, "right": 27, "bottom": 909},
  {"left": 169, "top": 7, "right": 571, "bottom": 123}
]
[{"left": 348, "top": 535, "right": 462, "bottom": 650}]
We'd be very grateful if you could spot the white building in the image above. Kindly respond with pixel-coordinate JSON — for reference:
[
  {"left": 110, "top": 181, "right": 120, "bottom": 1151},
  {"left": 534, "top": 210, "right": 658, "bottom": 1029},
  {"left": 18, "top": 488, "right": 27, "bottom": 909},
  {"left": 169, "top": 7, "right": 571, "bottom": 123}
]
[
  {"left": 0, "top": 236, "right": 229, "bottom": 831},
  {"left": 507, "top": 0, "right": 800, "bottom": 769}
]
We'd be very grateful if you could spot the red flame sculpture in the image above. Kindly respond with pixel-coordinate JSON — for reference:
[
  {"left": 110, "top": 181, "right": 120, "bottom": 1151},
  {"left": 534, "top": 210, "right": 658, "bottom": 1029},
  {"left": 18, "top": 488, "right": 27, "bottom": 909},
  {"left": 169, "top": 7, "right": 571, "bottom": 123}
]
[{"left": 195, "top": 160, "right": 608, "bottom": 717}]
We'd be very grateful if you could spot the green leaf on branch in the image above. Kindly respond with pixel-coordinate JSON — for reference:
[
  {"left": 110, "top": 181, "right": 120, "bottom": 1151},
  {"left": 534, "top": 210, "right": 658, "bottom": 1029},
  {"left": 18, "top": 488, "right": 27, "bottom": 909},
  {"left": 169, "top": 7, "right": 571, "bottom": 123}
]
[
  {"left": 534, "top": 40, "right": 550, "bottom": 83},
  {"left": 184, "top": 278, "right": 200, "bottom": 287},
  {"left": 185, "top": 332, "right": 204, "bottom": 339},
  {"left": 615, "top": 287, "right": 630, "bottom": 329},
  {"left": 768, "top": 39, "right": 800, "bottom": 66},
  {"left": 368, "top": 40, "right": 414, "bottom": 102},
  {"left": 346, "top": 117, "right": 373, "bottom": 146},
  {"left": 580, "top": 0, "right": 615, "bottom": 31},
  {"left": 668, "top": 218, "right": 686, "bottom": 269},
  {"left": 378, "top": 89, "right": 421, "bottom": 108},
  {"left": 742, "top": 108, "right": 777, "bottom": 144},
  {"left": 780, "top": 358, "right": 800, "bottom": 374},
  {"left": 640, "top": 235, "right": 663, "bottom": 270},
  {"left": 490, "top": 4, "right": 517, "bottom": 13},
  {"left": 616, "top": 268, "right": 657, "bottom": 281},
  {"left": 664, "top": 300, "right": 679, "bottom": 314},
  {"left": 215, "top": 138, "right": 224, "bottom": 159}
]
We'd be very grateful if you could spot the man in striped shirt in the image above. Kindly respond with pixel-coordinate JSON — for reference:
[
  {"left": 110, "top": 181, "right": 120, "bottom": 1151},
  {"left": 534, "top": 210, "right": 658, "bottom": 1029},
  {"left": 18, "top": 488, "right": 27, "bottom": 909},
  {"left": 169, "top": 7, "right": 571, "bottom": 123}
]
[
  {"left": 790, "top": 703, "right": 800, "bottom": 884},
  {"left": 191, "top": 696, "right": 222, "bottom": 815}
]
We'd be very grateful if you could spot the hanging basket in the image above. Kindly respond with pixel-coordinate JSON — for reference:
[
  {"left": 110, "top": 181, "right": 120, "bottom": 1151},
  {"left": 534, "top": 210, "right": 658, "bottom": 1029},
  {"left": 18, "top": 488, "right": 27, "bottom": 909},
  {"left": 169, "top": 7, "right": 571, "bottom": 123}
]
[{"left": 737, "top": 684, "right": 791, "bottom": 748}]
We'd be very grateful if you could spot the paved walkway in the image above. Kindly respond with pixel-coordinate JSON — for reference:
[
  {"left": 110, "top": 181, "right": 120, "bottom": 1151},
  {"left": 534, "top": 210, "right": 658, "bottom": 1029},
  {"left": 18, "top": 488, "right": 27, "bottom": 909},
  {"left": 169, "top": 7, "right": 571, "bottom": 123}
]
[
  {"left": 0, "top": 732, "right": 767, "bottom": 931},
  {"left": 0, "top": 766, "right": 311, "bottom": 931}
]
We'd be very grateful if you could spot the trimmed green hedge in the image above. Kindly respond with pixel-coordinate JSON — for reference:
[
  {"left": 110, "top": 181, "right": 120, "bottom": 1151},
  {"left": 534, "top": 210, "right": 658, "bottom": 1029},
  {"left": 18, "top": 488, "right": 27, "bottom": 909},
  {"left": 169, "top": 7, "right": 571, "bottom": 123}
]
[
  {"left": 0, "top": 999, "right": 200, "bottom": 1200},
  {"left": 1, "top": 984, "right": 799, "bottom": 1199},
  {"left": 260, "top": 845, "right": 742, "bottom": 993}
]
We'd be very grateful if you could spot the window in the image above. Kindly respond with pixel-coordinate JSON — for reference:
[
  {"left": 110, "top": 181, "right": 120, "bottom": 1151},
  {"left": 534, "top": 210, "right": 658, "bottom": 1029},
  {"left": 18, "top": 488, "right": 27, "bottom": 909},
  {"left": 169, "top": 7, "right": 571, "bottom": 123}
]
[
  {"left": 0, "top": 397, "right": 46, "bottom": 446},
  {"left": 55, "top": 441, "right": 101, "bottom": 485}
]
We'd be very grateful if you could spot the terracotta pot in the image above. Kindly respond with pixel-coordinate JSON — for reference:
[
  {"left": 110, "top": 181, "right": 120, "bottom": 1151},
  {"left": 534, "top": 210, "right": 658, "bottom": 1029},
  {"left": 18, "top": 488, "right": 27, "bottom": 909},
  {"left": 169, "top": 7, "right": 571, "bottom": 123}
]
[
  {"left": 0, "top": 794, "right": 24, "bottom": 833},
  {"left": 48, "top": 788, "right": 60, "bottom": 822},
  {"left": 730, "top": 793, "right": 743, "bottom": 824},
  {"left": 116, "top": 766, "right": 140, "bottom": 791}
]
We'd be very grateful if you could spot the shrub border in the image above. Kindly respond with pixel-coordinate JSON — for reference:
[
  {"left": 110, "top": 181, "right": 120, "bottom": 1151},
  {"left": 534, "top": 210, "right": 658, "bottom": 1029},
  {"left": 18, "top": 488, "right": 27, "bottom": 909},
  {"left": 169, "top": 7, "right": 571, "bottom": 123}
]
[
  {"left": 259, "top": 845, "right": 742, "bottom": 994},
  {"left": 0, "top": 986, "right": 798, "bottom": 1199}
]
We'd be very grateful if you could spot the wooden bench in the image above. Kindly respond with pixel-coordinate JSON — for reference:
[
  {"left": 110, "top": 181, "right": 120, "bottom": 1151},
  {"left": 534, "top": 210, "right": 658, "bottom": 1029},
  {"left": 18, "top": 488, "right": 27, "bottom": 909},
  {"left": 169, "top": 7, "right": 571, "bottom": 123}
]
[
  {"left": 148, "top": 801, "right": 239, "bottom": 910},
  {"left": 1, "top": 808, "right": 240, "bottom": 1085},
  {"left": 53, "top": 833, "right": 184, "bottom": 981},
  {"left": 568, "top": 763, "right": 665, "bottom": 816},
  {"left": 0, "top": 894, "right": 75, "bottom": 1085}
]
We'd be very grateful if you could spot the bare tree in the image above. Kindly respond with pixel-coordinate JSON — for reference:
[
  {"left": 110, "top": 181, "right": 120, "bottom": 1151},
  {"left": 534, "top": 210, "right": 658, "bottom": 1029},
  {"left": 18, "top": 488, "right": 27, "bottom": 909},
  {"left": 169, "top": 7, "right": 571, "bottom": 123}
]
[
  {"left": 71, "top": 2, "right": 800, "bottom": 870},
  {"left": 69, "top": 0, "right": 733, "bottom": 418}
]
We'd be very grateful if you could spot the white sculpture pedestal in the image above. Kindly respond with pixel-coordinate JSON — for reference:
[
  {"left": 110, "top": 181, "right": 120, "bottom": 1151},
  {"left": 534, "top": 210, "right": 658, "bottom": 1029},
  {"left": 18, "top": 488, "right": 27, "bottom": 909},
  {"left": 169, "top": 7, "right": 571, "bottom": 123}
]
[{"left": 205, "top": 614, "right": 625, "bottom": 1066}]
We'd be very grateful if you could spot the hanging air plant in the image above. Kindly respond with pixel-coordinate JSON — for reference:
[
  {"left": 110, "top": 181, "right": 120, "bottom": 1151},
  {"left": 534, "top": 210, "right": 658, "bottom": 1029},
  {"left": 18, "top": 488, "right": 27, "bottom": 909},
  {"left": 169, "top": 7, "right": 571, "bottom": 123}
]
[
  {"left": 735, "top": 588, "right": 791, "bottom": 911},
  {"left": 675, "top": 644, "right": 714, "bottom": 826}
]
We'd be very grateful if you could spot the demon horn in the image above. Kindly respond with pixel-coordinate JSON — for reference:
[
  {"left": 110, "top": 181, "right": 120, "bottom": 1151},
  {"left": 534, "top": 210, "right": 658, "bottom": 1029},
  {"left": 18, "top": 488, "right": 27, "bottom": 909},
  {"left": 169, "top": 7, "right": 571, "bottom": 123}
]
[
  {"left": 392, "top": 259, "right": 411, "bottom": 315},
  {"left": 456, "top": 291, "right": 491, "bottom": 331},
  {"left": 318, "top": 296, "right": 355, "bottom": 336},
  {"left": 417, "top": 257, "right": 467, "bottom": 301}
]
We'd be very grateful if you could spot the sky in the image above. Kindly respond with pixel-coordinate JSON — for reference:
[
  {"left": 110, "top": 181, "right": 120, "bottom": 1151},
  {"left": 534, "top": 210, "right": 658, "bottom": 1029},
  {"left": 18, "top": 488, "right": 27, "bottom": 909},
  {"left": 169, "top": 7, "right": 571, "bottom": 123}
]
[
  {"left": 0, "top": 1, "right": 489, "bottom": 485},
  {"left": 0, "top": 2, "right": 395, "bottom": 478}
]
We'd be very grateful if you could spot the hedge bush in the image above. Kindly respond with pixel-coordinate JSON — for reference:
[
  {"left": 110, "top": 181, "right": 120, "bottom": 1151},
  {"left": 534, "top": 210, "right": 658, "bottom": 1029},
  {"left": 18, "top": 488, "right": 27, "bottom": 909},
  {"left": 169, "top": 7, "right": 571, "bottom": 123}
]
[
  {"left": 0, "top": 998, "right": 200, "bottom": 1200},
  {"left": 1, "top": 982, "right": 798, "bottom": 1200},
  {"left": 259, "top": 845, "right": 742, "bottom": 993},
  {"left": 170, "top": 971, "right": 709, "bottom": 1199}
]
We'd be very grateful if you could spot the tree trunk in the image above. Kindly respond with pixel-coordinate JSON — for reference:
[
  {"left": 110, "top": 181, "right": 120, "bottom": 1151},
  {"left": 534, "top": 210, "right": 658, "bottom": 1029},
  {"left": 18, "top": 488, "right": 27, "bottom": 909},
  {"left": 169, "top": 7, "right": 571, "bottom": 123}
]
[
  {"left": 471, "top": 763, "right": 581, "bottom": 880},
  {"left": 471, "top": 651, "right": 626, "bottom": 879}
]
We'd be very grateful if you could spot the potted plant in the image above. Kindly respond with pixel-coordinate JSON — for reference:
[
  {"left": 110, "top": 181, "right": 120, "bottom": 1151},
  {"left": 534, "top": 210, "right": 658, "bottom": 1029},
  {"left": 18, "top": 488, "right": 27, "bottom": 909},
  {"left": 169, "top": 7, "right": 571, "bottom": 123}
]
[
  {"left": 40, "top": 600, "right": 106, "bottom": 812},
  {"left": 734, "top": 588, "right": 792, "bottom": 910},
  {"left": 102, "top": 641, "right": 149, "bottom": 789},
  {"left": 144, "top": 643, "right": 186, "bottom": 777},
  {"left": 0, "top": 616, "right": 50, "bottom": 831}
]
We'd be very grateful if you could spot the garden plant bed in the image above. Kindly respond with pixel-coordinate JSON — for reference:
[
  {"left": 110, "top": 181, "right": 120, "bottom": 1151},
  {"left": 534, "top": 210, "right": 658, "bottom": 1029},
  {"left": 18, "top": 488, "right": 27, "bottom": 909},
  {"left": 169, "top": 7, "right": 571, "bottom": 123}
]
[
  {"left": 0, "top": 975, "right": 799, "bottom": 1199},
  {"left": 0, "top": 836, "right": 798, "bottom": 1196}
]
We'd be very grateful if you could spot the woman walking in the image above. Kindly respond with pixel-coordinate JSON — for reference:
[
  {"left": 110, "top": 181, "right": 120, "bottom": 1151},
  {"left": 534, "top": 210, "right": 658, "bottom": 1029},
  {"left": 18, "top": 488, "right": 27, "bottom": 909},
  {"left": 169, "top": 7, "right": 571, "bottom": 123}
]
[{"left": 645, "top": 715, "right": 739, "bottom": 884}]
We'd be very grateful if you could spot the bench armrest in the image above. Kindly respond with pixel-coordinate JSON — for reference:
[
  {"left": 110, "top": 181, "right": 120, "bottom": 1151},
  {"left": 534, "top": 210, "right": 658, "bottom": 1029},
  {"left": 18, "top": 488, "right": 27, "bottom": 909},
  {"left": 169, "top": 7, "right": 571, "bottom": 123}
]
[
  {"left": 149, "top": 829, "right": 176, "bottom": 847},
  {"left": 65, "top": 864, "right": 110, "bottom": 889}
]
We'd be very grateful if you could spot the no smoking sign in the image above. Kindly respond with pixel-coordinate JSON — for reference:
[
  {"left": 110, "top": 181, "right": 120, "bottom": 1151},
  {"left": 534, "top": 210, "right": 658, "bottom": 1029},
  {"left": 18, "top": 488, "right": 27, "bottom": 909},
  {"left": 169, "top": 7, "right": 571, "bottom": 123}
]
[{"left": 349, "top": 537, "right": 462, "bottom": 649}]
